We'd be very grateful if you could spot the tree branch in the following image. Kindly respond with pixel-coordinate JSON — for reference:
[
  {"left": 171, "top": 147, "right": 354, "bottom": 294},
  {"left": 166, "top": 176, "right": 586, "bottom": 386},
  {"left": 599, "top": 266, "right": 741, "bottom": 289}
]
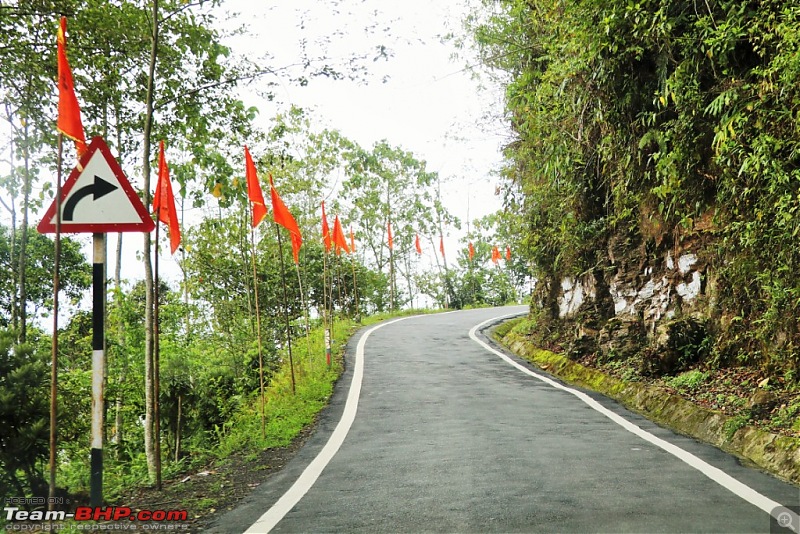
[{"left": 153, "top": 66, "right": 282, "bottom": 110}]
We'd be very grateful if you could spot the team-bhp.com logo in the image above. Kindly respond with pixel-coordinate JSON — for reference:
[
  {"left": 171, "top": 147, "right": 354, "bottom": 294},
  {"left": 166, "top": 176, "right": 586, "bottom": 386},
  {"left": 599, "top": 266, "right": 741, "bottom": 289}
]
[{"left": 4, "top": 506, "right": 189, "bottom": 530}]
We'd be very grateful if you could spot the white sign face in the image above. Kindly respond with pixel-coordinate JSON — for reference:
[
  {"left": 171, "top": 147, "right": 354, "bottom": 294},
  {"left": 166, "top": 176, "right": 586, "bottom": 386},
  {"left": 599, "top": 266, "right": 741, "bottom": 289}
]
[
  {"left": 38, "top": 137, "right": 154, "bottom": 234},
  {"left": 59, "top": 149, "right": 143, "bottom": 224}
]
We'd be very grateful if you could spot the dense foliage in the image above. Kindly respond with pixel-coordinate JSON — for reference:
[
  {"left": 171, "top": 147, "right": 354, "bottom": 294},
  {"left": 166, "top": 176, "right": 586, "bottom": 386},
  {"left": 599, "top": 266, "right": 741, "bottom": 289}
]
[{"left": 470, "top": 0, "right": 800, "bottom": 369}]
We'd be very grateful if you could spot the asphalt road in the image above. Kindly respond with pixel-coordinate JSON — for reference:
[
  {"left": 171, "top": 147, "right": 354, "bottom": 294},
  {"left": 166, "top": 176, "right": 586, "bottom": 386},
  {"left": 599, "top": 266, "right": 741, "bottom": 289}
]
[{"left": 207, "top": 306, "right": 800, "bottom": 533}]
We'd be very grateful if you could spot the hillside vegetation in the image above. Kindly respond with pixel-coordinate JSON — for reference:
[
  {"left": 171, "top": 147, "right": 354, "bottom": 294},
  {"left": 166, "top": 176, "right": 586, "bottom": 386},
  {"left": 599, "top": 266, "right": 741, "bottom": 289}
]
[{"left": 469, "top": 1, "right": 800, "bottom": 378}]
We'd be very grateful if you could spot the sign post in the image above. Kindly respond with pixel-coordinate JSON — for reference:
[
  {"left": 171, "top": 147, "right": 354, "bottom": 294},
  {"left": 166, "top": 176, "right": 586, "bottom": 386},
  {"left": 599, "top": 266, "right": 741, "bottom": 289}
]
[
  {"left": 90, "top": 233, "right": 105, "bottom": 506},
  {"left": 39, "top": 136, "right": 154, "bottom": 506}
]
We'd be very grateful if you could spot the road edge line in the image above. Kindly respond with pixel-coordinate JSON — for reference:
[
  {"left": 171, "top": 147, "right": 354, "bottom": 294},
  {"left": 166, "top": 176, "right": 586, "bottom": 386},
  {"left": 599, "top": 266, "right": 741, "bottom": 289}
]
[{"left": 468, "top": 315, "right": 799, "bottom": 532}]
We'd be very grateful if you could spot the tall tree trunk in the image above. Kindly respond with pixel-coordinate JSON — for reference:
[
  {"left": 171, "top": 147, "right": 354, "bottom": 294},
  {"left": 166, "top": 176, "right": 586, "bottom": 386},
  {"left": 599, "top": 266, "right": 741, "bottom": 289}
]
[
  {"left": 142, "top": 0, "right": 160, "bottom": 483},
  {"left": 113, "top": 233, "right": 125, "bottom": 453},
  {"left": 17, "top": 121, "right": 32, "bottom": 343},
  {"left": 180, "top": 199, "right": 190, "bottom": 339},
  {"left": 113, "top": 101, "right": 126, "bottom": 453},
  {"left": 2, "top": 106, "right": 19, "bottom": 334}
]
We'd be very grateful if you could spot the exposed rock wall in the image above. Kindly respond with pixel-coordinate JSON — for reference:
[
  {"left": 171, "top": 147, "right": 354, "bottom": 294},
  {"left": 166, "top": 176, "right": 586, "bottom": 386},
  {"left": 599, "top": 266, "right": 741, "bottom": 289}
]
[{"left": 554, "top": 231, "right": 713, "bottom": 374}]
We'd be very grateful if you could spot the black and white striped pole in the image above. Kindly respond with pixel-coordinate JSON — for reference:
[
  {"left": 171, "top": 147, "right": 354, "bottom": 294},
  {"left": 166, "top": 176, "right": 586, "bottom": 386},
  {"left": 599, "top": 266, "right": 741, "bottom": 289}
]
[{"left": 90, "top": 232, "right": 106, "bottom": 507}]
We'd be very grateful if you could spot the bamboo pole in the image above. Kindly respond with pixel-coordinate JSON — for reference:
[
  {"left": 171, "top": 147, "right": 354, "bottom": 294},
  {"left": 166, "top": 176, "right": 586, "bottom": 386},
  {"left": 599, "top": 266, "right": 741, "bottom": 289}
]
[
  {"left": 274, "top": 223, "right": 296, "bottom": 394},
  {"left": 48, "top": 134, "right": 63, "bottom": 510},
  {"left": 323, "top": 247, "right": 332, "bottom": 367},
  {"left": 249, "top": 225, "right": 266, "bottom": 439},
  {"left": 153, "top": 221, "right": 162, "bottom": 490},
  {"left": 295, "top": 261, "right": 311, "bottom": 361},
  {"left": 350, "top": 253, "right": 359, "bottom": 319}
]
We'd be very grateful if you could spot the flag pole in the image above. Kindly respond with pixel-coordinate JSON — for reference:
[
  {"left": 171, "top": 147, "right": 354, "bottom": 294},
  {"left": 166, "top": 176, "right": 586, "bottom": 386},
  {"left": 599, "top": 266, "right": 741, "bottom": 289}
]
[
  {"left": 322, "top": 243, "right": 329, "bottom": 366},
  {"left": 349, "top": 228, "right": 360, "bottom": 320},
  {"left": 350, "top": 254, "right": 359, "bottom": 319},
  {"left": 328, "top": 255, "right": 335, "bottom": 362},
  {"left": 274, "top": 223, "right": 296, "bottom": 394},
  {"left": 388, "top": 220, "right": 395, "bottom": 310},
  {"left": 337, "top": 253, "right": 344, "bottom": 313},
  {"left": 249, "top": 224, "right": 266, "bottom": 439},
  {"left": 294, "top": 261, "right": 311, "bottom": 363},
  {"left": 153, "top": 220, "right": 162, "bottom": 490},
  {"left": 48, "top": 133, "right": 63, "bottom": 510}
]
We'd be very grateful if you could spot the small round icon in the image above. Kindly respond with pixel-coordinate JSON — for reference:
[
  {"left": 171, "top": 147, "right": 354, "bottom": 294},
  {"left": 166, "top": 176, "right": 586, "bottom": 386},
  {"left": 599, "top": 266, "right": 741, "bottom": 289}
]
[{"left": 778, "top": 511, "right": 794, "bottom": 530}]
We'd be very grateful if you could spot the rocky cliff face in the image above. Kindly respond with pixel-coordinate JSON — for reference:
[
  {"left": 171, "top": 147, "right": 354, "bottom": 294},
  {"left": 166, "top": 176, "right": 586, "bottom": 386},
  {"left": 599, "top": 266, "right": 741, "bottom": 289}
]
[{"left": 550, "top": 227, "right": 715, "bottom": 376}]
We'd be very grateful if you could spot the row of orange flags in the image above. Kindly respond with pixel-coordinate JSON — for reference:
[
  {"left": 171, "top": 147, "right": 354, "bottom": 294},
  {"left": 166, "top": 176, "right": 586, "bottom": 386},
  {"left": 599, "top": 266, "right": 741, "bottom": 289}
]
[
  {"left": 154, "top": 141, "right": 307, "bottom": 263},
  {"left": 320, "top": 201, "right": 352, "bottom": 256},
  {"left": 245, "top": 145, "right": 303, "bottom": 263},
  {"left": 490, "top": 245, "right": 513, "bottom": 264},
  {"left": 410, "top": 232, "right": 446, "bottom": 258},
  {"left": 468, "top": 242, "right": 512, "bottom": 264}
]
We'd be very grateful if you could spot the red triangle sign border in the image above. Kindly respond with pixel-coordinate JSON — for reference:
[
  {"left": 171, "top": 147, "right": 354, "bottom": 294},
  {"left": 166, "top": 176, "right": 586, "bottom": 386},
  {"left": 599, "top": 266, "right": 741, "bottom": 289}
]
[{"left": 37, "top": 136, "right": 155, "bottom": 234}]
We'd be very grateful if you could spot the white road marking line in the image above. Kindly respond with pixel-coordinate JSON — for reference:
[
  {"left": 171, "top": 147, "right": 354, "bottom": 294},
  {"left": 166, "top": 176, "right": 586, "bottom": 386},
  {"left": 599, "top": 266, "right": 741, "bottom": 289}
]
[
  {"left": 469, "top": 315, "right": 799, "bottom": 533},
  {"left": 245, "top": 316, "right": 412, "bottom": 534}
]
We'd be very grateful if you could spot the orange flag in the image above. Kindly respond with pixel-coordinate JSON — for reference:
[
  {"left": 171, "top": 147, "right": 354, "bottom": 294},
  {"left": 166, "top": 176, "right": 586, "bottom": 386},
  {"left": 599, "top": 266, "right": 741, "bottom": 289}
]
[
  {"left": 332, "top": 215, "right": 350, "bottom": 255},
  {"left": 350, "top": 226, "right": 356, "bottom": 253},
  {"left": 469, "top": 242, "right": 475, "bottom": 262},
  {"left": 153, "top": 141, "right": 181, "bottom": 254},
  {"left": 387, "top": 222, "right": 394, "bottom": 251},
  {"left": 56, "top": 17, "right": 87, "bottom": 156},
  {"left": 415, "top": 233, "right": 422, "bottom": 255},
  {"left": 269, "top": 174, "right": 303, "bottom": 264},
  {"left": 439, "top": 236, "right": 445, "bottom": 258},
  {"left": 245, "top": 146, "right": 267, "bottom": 227},
  {"left": 321, "top": 201, "right": 332, "bottom": 252},
  {"left": 506, "top": 246, "right": 512, "bottom": 261}
]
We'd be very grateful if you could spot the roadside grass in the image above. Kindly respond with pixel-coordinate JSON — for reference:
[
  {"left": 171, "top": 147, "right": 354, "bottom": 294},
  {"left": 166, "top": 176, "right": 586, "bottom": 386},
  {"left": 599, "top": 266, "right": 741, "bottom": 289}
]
[
  {"left": 213, "top": 319, "right": 350, "bottom": 459},
  {"left": 665, "top": 369, "right": 709, "bottom": 392},
  {"left": 45, "top": 317, "right": 353, "bottom": 532}
]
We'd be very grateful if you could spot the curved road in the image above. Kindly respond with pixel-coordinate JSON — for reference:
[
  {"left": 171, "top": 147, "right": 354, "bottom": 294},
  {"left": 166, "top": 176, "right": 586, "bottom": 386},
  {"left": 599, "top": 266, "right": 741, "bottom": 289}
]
[{"left": 208, "top": 307, "right": 799, "bottom": 533}]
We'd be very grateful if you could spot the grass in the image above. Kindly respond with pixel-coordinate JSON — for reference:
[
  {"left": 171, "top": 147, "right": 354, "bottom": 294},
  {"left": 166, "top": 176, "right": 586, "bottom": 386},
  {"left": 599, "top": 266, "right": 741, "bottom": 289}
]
[
  {"left": 214, "top": 317, "right": 354, "bottom": 457},
  {"left": 43, "top": 311, "right": 426, "bottom": 532},
  {"left": 665, "top": 369, "right": 709, "bottom": 392}
]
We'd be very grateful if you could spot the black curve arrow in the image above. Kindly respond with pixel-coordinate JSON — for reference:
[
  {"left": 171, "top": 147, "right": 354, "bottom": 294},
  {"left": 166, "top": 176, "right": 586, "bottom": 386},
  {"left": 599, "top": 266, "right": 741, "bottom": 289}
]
[{"left": 63, "top": 175, "right": 118, "bottom": 221}]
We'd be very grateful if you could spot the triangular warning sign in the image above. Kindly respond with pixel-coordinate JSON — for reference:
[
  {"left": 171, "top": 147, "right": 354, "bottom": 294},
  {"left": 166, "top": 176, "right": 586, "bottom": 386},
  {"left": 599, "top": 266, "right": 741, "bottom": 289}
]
[{"left": 38, "top": 137, "right": 155, "bottom": 234}]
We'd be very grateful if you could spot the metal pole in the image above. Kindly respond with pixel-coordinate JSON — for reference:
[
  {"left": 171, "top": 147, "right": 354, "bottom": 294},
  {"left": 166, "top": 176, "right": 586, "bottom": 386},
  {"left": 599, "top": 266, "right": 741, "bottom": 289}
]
[{"left": 90, "top": 233, "right": 106, "bottom": 506}]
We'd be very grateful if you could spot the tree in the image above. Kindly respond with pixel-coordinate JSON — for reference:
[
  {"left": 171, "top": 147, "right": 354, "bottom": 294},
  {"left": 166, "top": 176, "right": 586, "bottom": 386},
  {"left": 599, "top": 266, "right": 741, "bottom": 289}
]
[
  {"left": 0, "top": 225, "right": 90, "bottom": 326},
  {"left": 0, "top": 330, "right": 49, "bottom": 498},
  {"left": 341, "top": 141, "right": 454, "bottom": 310}
]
